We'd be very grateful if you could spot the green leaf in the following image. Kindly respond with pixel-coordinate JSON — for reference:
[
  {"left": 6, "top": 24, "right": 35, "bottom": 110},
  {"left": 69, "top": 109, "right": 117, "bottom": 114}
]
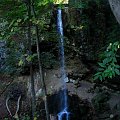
[
  {"left": 112, "top": 70, "right": 115, "bottom": 77},
  {"left": 18, "top": 60, "right": 24, "bottom": 66},
  {"left": 107, "top": 51, "right": 113, "bottom": 57},
  {"left": 104, "top": 69, "right": 110, "bottom": 73},
  {"left": 102, "top": 72, "right": 105, "bottom": 79},
  {"left": 109, "top": 72, "right": 113, "bottom": 78},
  {"left": 113, "top": 57, "right": 117, "bottom": 62},
  {"left": 98, "top": 63, "right": 105, "bottom": 68},
  {"left": 99, "top": 75, "right": 103, "bottom": 81},
  {"left": 94, "top": 72, "right": 102, "bottom": 76},
  {"left": 8, "top": 19, "right": 16, "bottom": 28},
  {"left": 115, "top": 65, "right": 120, "bottom": 68},
  {"left": 108, "top": 66, "right": 112, "bottom": 70},
  {"left": 32, "top": 53, "right": 37, "bottom": 58},
  {"left": 17, "top": 18, "right": 22, "bottom": 23},
  {"left": 94, "top": 75, "right": 99, "bottom": 80},
  {"left": 98, "top": 68, "right": 104, "bottom": 71},
  {"left": 104, "top": 72, "right": 109, "bottom": 77},
  {"left": 26, "top": 55, "right": 32, "bottom": 62},
  {"left": 103, "top": 57, "right": 112, "bottom": 64},
  {"left": 115, "top": 69, "right": 120, "bottom": 75}
]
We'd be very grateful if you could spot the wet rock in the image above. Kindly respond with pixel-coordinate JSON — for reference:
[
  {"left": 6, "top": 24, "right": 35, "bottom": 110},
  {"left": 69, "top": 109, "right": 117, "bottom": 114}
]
[
  {"left": 87, "top": 87, "right": 95, "bottom": 93},
  {"left": 67, "top": 71, "right": 84, "bottom": 87},
  {"left": 69, "top": 78, "right": 75, "bottom": 83},
  {"left": 37, "top": 91, "right": 96, "bottom": 120},
  {"left": 64, "top": 77, "right": 69, "bottom": 83},
  {"left": 74, "top": 79, "right": 81, "bottom": 88}
]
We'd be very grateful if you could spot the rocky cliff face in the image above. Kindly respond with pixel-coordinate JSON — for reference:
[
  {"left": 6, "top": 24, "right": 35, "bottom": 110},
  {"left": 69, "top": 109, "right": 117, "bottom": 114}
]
[
  {"left": 109, "top": 0, "right": 120, "bottom": 24},
  {"left": 0, "top": 41, "right": 6, "bottom": 68}
]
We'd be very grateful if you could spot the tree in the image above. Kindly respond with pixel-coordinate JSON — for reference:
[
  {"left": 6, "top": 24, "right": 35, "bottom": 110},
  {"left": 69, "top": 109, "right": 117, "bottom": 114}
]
[
  {"left": 27, "top": 0, "right": 36, "bottom": 118},
  {"left": 31, "top": 0, "right": 50, "bottom": 120},
  {"left": 0, "top": 0, "right": 54, "bottom": 119}
]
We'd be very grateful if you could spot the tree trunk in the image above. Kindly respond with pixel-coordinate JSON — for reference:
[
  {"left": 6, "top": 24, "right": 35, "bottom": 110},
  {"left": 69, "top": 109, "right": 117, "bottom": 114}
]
[
  {"left": 27, "top": 0, "right": 36, "bottom": 119},
  {"left": 31, "top": 1, "right": 50, "bottom": 120}
]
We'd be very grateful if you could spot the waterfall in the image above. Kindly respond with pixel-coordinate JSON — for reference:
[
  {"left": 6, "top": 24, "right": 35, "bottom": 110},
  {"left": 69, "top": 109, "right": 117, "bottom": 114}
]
[{"left": 57, "top": 8, "right": 69, "bottom": 120}]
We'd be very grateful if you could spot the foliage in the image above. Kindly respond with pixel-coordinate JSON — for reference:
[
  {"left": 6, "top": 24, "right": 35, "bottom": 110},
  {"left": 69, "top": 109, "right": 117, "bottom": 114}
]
[
  {"left": 69, "top": 0, "right": 89, "bottom": 9},
  {"left": 0, "top": 40, "right": 22, "bottom": 75},
  {"left": 4, "top": 115, "right": 31, "bottom": 120},
  {"left": 18, "top": 53, "right": 37, "bottom": 66},
  {"left": 0, "top": 0, "right": 58, "bottom": 75},
  {"left": 0, "top": 0, "right": 120, "bottom": 76},
  {"left": 107, "top": 24, "right": 120, "bottom": 43},
  {"left": 94, "top": 42, "right": 120, "bottom": 81},
  {"left": 18, "top": 51, "right": 57, "bottom": 69},
  {"left": 41, "top": 52, "right": 57, "bottom": 68},
  {"left": 21, "top": 115, "right": 31, "bottom": 120}
]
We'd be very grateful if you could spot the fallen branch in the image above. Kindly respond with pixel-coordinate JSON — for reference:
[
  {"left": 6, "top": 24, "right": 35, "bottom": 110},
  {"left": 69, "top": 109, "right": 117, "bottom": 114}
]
[{"left": 6, "top": 95, "right": 21, "bottom": 119}]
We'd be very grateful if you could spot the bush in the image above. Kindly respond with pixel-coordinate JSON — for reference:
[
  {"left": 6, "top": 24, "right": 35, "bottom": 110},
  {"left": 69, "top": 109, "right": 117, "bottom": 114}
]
[{"left": 94, "top": 42, "right": 120, "bottom": 81}]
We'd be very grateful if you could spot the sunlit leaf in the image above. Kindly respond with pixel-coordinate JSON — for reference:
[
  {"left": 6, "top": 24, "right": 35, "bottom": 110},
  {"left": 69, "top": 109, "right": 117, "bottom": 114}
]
[{"left": 18, "top": 60, "right": 24, "bottom": 66}]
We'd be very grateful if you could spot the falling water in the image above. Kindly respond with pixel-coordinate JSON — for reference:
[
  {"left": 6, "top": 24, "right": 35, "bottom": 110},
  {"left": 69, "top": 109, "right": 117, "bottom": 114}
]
[{"left": 57, "top": 8, "right": 69, "bottom": 120}]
